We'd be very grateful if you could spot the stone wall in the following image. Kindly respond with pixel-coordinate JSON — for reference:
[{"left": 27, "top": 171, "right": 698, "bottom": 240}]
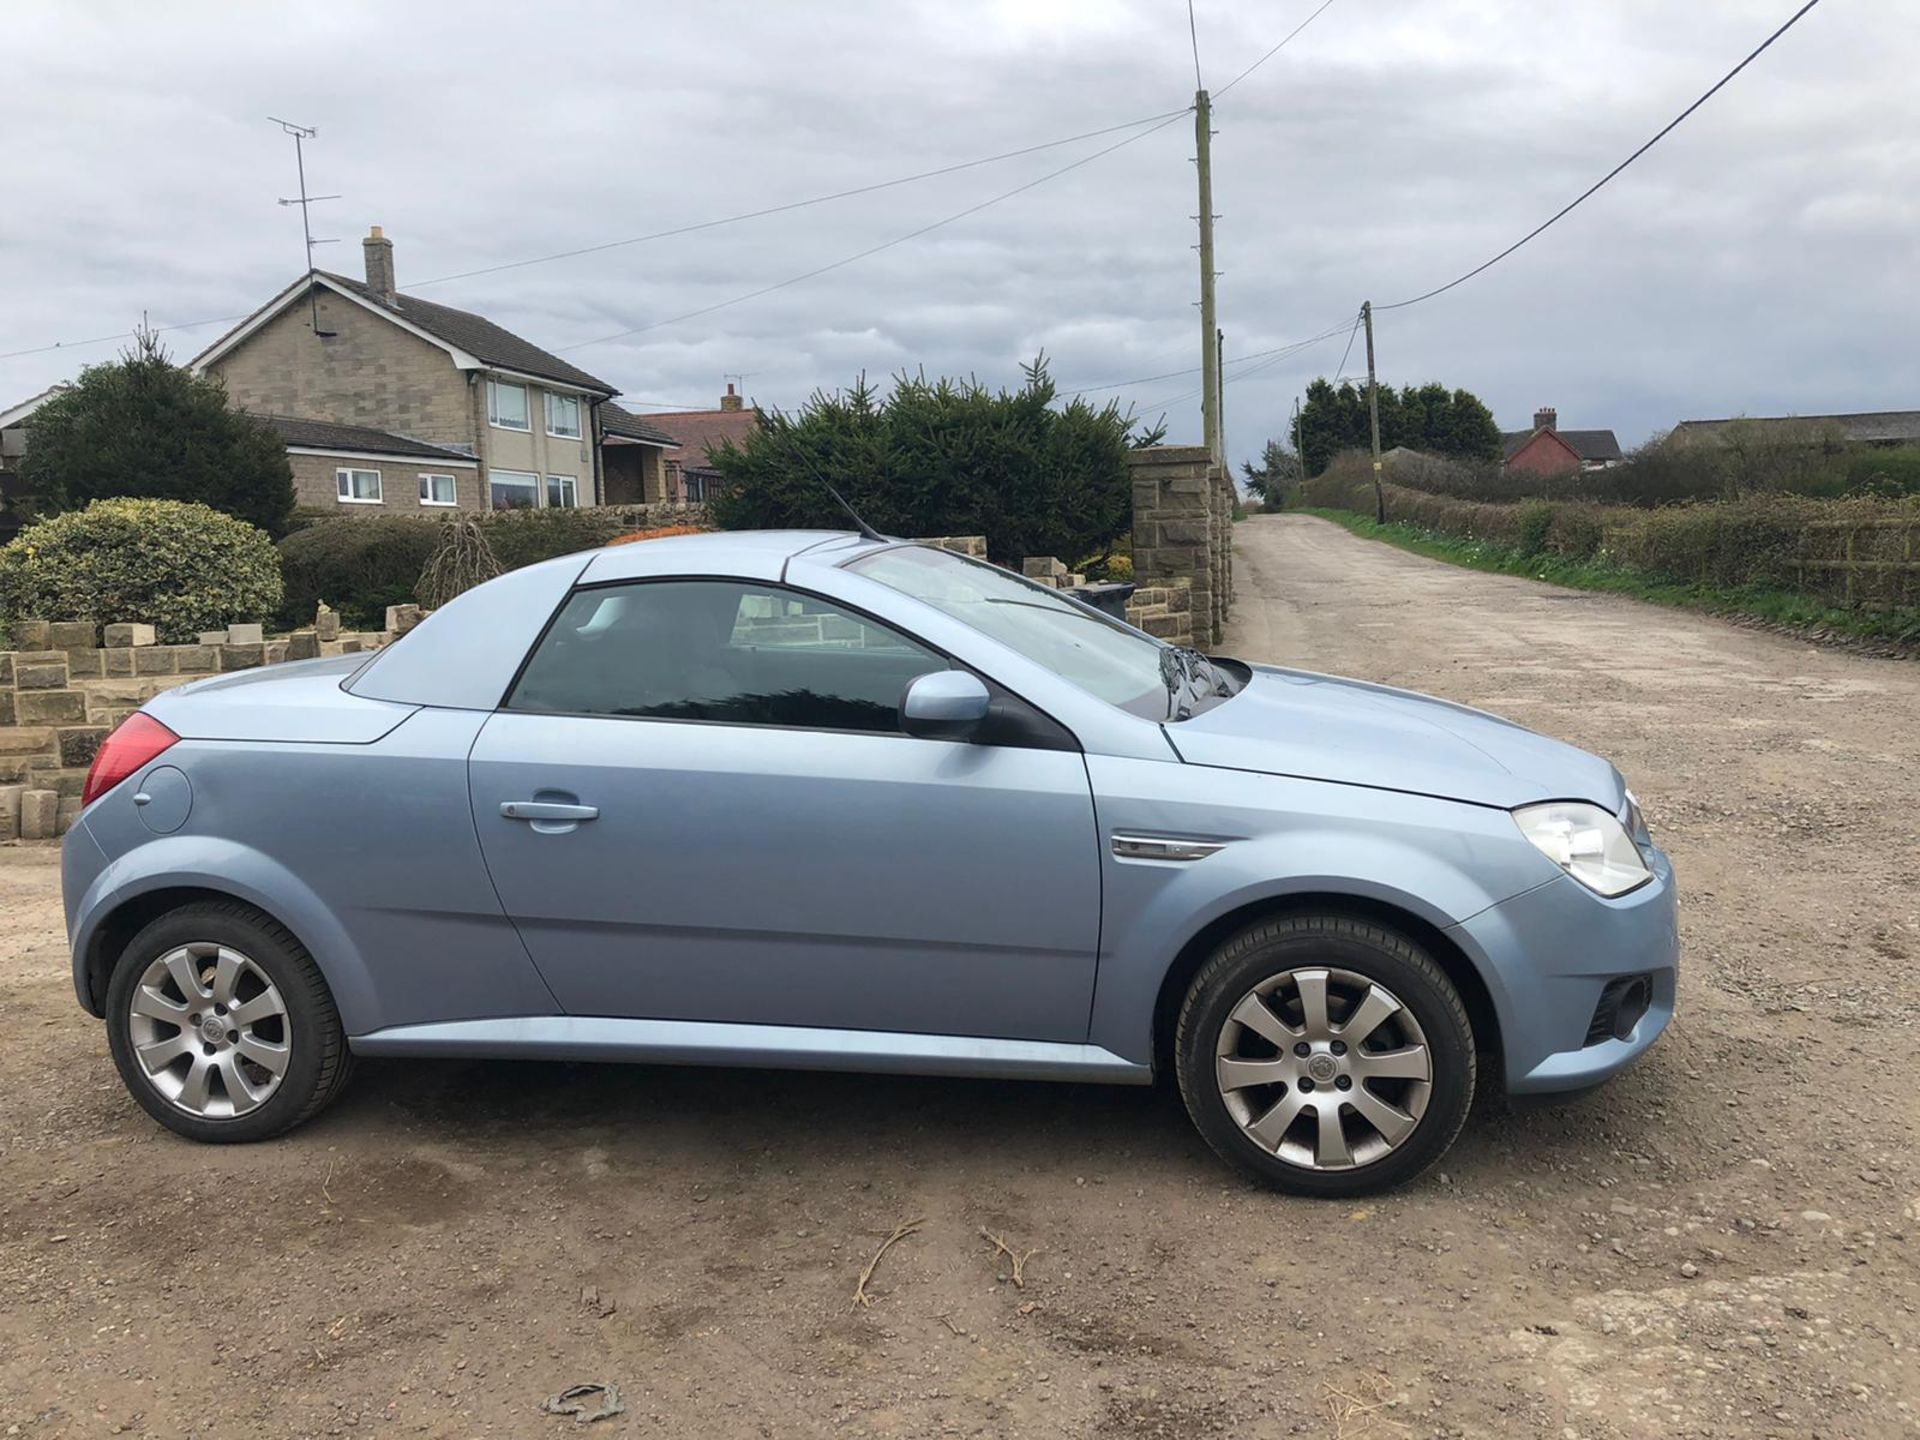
[
  {"left": 1127, "top": 445, "right": 1233, "bottom": 646},
  {"left": 1123, "top": 580, "right": 1195, "bottom": 647},
  {"left": 1018, "top": 553, "right": 1195, "bottom": 648},
  {"left": 0, "top": 616, "right": 387, "bottom": 841}
]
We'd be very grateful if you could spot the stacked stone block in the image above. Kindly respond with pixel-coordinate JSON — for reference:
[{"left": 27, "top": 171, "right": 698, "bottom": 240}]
[
  {"left": 0, "top": 612, "right": 392, "bottom": 840},
  {"left": 1127, "top": 445, "right": 1232, "bottom": 647}
]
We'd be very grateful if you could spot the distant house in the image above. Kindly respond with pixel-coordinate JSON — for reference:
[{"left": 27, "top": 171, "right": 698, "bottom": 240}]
[
  {"left": 599, "top": 402, "right": 683, "bottom": 505},
  {"left": 646, "top": 384, "right": 762, "bottom": 504},
  {"left": 1670, "top": 410, "right": 1920, "bottom": 448},
  {"left": 191, "top": 227, "right": 677, "bottom": 515},
  {"left": 0, "top": 384, "right": 73, "bottom": 540},
  {"left": 1502, "top": 407, "right": 1622, "bottom": 477}
]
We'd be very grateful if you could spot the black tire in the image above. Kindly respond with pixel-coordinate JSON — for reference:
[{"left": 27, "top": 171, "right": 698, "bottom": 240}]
[
  {"left": 104, "top": 901, "right": 350, "bottom": 1143},
  {"left": 1175, "top": 914, "right": 1475, "bottom": 1197}
]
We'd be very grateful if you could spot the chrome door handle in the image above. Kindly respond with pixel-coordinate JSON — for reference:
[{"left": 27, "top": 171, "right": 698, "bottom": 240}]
[{"left": 501, "top": 801, "right": 599, "bottom": 822}]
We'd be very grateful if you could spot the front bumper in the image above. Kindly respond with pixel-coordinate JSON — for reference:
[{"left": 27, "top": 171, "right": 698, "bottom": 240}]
[{"left": 1448, "top": 847, "right": 1678, "bottom": 1095}]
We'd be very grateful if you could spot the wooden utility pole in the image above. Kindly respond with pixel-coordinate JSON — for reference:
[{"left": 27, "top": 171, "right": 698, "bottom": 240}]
[
  {"left": 1292, "top": 396, "right": 1304, "bottom": 501},
  {"left": 1195, "top": 89, "right": 1220, "bottom": 469},
  {"left": 1362, "top": 300, "right": 1384, "bottom": 523}
]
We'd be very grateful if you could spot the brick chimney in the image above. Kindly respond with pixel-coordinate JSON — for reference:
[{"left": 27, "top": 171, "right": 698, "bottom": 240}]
[
  {"left": 719, "top": 382, "right": 744, "bottom": 413},
  {"left": 1534, "top": 406, "right": 1557, "bottom": 432},
  {"left": 363, "top": 226, "right": 396, "bottom": 303}
]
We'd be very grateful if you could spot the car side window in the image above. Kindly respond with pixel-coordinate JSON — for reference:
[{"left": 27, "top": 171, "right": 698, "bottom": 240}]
[{"left": 508, "top": 579, "right": 947, "bottom": 733}]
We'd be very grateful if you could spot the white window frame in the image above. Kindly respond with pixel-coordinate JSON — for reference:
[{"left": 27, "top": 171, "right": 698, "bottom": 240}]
[
  {"left": 418, "top": 473, "right": 458, "bottom": 507},
  {"left": 545, "top": 474, "right": 579, "bottom": 509},
  {"left": 335, "top": 467, "right": 383, "bottom": 504},
  {"left": 487, "top": 379, "right": 530, "bottom": 432},
  {"left": 489, "top": 468, "right": 539, "bottom": 509},
  {"left": 545, "top": 392, "right": 581, "bottom": 440}
]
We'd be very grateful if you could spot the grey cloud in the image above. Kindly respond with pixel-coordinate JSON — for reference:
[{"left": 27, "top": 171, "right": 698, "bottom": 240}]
[{"left": 1, "top": 0, "right": 1910, "bottom": 466}]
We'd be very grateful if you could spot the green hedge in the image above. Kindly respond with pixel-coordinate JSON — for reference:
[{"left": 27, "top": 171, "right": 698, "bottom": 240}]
[
  {"left": 1300, "top": 457, "right": 1920, "bottom": 610},
  {"left": 277, "top": 516, "right": 441, "bottom": 631},
  {"left": 278, "top": 504, "right": 710, "bottom": 628},
  {"left": 0, "top": 498, "right": 283, "bottom": 643}
]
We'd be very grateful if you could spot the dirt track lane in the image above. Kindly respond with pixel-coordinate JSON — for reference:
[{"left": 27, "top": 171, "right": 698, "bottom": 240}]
[{"left": 1, "top": 514, "right": 1916, "bottom": 1439}]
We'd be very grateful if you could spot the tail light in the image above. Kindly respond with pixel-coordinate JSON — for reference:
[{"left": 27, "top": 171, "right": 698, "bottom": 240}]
[{"left": 82, "top": 713, "right": 179, "bottom": 806}]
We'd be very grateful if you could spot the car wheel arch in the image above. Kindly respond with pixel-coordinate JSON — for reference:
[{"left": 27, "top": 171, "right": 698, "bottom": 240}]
[
  {"left": 1148, "top": 892, "right": 1502, "bottom": 1080},
  {"left": 72, "top": 843, "right": 371, "bottom": 1030},
  {"left": 82, "top": 886, "right": 309, "bottom": 1015}
]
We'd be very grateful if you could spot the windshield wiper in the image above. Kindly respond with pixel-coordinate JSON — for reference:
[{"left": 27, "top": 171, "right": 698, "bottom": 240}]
[{"left": 1168, "top": 645, "right": 1231, "bottom": 699}]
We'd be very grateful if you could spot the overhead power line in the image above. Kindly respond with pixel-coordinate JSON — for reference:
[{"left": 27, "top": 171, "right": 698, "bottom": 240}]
[
  {"left": 1376, "top": 0, "right": 1823, "bottom": 312},
  {"left": 559, "top": 110, "right": 1191, "bottom": 354},
  {"left": 0, "top": 107, "right": 1191, "bottom": 366},
  {"left": 1215, "top": 0, "right": 1342, "bottom": 98},
  {"left": 1186, "top": 0, "right": 1205, "bottom": 90},
  {"left": 1125, "top": 318, "right": 1356, "bottom": 413},
  {"left": 1061, "top": 314, "right": 1357, "bottom": 399},
  {"left": 410, "top": 107, "right": 1193, "bottom": 290}
]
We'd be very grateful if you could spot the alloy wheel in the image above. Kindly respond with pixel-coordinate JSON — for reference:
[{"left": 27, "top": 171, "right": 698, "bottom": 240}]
[
  {"left": 126, "top": 942, "right": 291, "bottom": 1119},
  {"left": 1213, "top": 965, "right": 1433, "bottom": 1171}
]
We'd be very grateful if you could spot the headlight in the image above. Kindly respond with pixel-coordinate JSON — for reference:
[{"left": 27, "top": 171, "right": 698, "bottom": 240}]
[{"left": 1513, "top": 801, "right": 1652, "bottom": 897}]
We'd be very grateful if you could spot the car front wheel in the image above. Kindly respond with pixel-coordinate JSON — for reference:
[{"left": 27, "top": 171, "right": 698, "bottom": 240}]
[
  {"left": 104, "top": 901, "right": 351, "bottom": 1143},
  {"left": 1175, "top": 914, "right": 1475, "bottom": 1196}
]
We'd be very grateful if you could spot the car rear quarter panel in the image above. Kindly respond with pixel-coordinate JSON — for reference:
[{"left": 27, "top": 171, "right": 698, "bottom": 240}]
[
  {"left": 70, "top": 709, "right": 556, "bottom": 1032},
  {"left": 1084, "top": 755, "right": 1560, "bottom": 1066}
]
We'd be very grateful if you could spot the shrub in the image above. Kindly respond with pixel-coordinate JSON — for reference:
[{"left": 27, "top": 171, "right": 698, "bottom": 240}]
[
  {"left": 415, "top": 512, "right": 502, "bottom": 610},
  {"left": 475, "top": 506, "right": 651, "bottom": 572},
  {"left": 1848, "top": 447, "right": 1920, "bottom": 498},
  {"left": 0, "top": 498, "right": 282, "bottom": 642},
  {"left": 1515, "top": 501, "right": 1553, "bottom": 556},
  {"left": 707, "top": 359, "right": 1149, "bottom": 567},
  {"left": 277, "top": 516, "right": 440, "bottom": 631},
  {"left": 19, "top": 329, "right": 297, "bottom": 536}
]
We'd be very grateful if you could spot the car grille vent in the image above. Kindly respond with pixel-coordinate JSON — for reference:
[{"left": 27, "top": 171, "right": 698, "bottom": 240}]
[{"left": 1585, "top": 975, "right": 1653, "bottom": 1046}]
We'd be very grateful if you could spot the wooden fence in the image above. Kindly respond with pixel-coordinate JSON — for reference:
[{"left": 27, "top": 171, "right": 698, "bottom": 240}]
[{"left": 1795, "top": 517, "right": 1920, "bottom": 610}]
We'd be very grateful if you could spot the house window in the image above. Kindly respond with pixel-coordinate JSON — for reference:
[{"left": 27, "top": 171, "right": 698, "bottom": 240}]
[
  {"left": 683, "top": 470, "right": 709, "bottom": 503},
  {"left": 488, "top": 379, "right": 530, "bottom": 431},
  {"left": 419, "top": 473, "right": 458, "bottom": 507},
  {"left": 546, "top": 475, "right": 579, "bottom": 509},
  {"left": 546, "top": 393, "right": 581, "bottom": 439},
  {"left": 336, "top": 468, "right": 383, "bottom": 504},
  {"left": 490, "top": 469, "right": 539, "bottom": 509}
]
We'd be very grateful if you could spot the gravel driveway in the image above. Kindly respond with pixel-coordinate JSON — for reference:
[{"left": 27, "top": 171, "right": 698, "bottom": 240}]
[{"left": 2, "top": 512, "right": 1916, "bottom": 1438}]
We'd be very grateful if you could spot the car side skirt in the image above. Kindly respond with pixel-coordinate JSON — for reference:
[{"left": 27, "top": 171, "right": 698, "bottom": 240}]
[{"left": 350, "top": 1016, "right": 1154, "bottom": 1085}]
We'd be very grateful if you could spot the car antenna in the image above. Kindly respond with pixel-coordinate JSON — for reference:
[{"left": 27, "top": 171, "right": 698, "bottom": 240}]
[
  {"left": 820, "top": 480, "right": 886, "bottom": 542},
  {"left": 767, "top": 408, "right": 888, "bottom": 541}
]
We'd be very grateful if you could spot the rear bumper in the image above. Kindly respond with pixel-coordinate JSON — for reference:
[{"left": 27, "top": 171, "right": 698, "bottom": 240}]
[{"left": 1448, "top": 849, "right": 1678, "bottom": 1096}]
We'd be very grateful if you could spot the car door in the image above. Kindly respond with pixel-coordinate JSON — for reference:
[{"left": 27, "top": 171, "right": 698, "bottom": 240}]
[{"left": 467, "top": 576, "right": 1102, "bottom": 1042}]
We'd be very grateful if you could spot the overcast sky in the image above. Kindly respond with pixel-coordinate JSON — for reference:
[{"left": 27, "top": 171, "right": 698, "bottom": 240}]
[{"left": 3, "top": 0, "right": 1913, "bottom": 468}]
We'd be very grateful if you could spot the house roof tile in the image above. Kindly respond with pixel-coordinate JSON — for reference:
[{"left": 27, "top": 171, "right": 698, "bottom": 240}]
[
  {"left": 319, "top": 273, "right": 617, "bottom": 395},
  {"left": 645, "top": 406, "right": 761, "bottom": 471},
  {"left": 1671, "top": 411, "right": 1920, "bottom": 445},
  {"left": 598, "top": 402, "right": 679, "bottom": 447},
  {"left": 1502, "top": 427, "right": 1621, "bottom": 462},
  {"left": 261, "top": 413, "right": 476, "bottom": 462}
]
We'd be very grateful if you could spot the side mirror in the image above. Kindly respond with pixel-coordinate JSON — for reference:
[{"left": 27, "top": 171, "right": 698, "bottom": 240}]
[{"left": 901, "top": 669, "right": 991, "bottom": 740}]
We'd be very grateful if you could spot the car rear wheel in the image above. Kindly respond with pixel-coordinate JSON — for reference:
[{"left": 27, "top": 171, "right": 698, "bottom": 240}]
[
  {"left": 1175, "top": 914, "right": 1475, "bottom": 1196},
  {"left": 105, "top": 901, "right": 351, "bottom": 1143}
]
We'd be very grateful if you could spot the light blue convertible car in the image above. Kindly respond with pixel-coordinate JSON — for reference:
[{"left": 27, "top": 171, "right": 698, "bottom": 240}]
[{"left": 63, "top": 531, "right": 1676, "bottom": 1195}]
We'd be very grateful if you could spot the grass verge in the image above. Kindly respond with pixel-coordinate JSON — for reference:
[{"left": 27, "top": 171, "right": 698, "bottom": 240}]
[{"left": 1296, "top": 507, "right": 1920, "bottom": 650}]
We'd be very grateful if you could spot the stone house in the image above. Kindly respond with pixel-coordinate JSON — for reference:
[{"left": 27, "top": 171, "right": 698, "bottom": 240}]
[{"left": 191, "top": 227, "right": 678, "bottom": 515}]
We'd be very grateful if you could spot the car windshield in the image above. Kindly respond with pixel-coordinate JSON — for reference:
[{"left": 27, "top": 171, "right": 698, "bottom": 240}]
[{"left": 848, "top": 545, "right": 1230, "bottom": 721}]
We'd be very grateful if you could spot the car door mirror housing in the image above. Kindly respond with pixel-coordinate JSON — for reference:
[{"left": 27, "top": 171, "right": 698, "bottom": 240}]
[{"left": 901, "top": 670, "right": 992, "bottom": 739}]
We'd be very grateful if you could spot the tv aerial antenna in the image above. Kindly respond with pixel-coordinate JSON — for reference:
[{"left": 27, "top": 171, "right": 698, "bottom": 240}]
[{"left": 270, "top": 118, "right": 340, "bottom": 336}]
